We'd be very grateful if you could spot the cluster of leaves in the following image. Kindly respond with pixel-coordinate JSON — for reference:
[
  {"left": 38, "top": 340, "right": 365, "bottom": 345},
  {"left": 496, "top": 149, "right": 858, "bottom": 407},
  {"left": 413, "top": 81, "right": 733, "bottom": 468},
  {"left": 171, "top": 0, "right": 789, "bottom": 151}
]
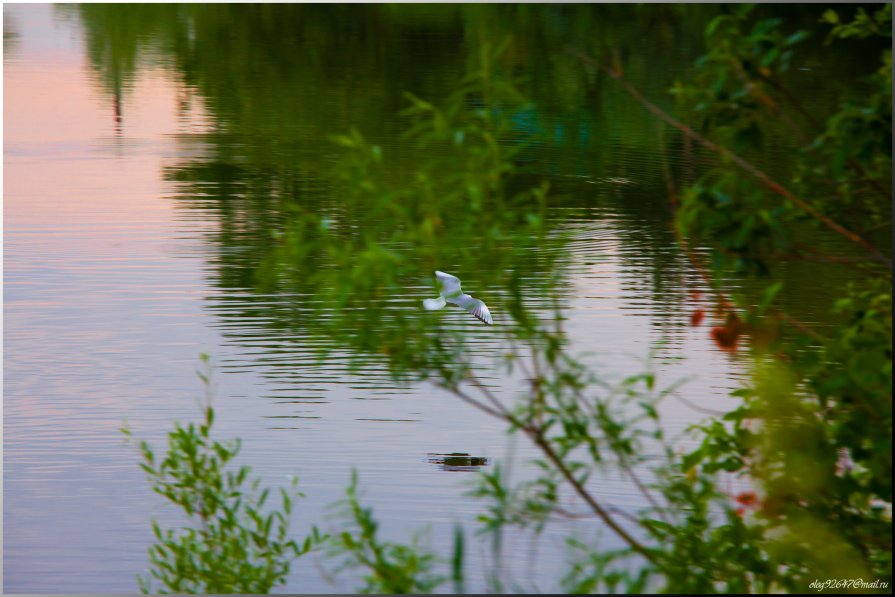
[
  {"left": 672, "top": 4, "right": 891, "bottom": 276},
  {"left": 122, "top": 358, "right": 321, "bottom": 594},
  {"left": 463, "top": 351, "right": 789, "bottom": 593},
  {"left": 326, "top": 472, "right": 449, "bottom": 594},
  {"left": 812, "top": 7, "right": 892, "bottom": 230},
  {"left": 128, "top": 378, "right": 465, "bottom": 595}
]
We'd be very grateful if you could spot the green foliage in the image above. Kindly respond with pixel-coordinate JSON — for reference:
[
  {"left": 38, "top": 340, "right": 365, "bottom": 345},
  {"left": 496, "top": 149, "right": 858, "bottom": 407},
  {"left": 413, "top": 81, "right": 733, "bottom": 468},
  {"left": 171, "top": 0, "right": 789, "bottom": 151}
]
[
  {"left": 328, "top": 472, "right": 447, "bottom": 594},
  {"left": 123, "top": 359, "right": 321, "bottom": 594},
  {"left": 666, "top": 4, "right": 892, "bottom": 592},
  {"left": 561, "top": 538, "right": 647, "bottom": 594},
  {"left": 802, "top": 5, "right": 892, "bottom": 237},
  {"left": 822, "top": 6, "right": 892, "bottom": 42},
  {"left": 750, "top": 281, "right": 892, "bottom": 585},
  {"left": 672, "top": 3, "right": 891, "bottom": 275}
]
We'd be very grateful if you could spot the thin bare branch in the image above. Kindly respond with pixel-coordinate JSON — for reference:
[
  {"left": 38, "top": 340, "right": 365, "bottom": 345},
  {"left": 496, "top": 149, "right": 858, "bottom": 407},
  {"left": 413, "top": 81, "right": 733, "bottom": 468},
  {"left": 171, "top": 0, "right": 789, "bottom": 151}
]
[
  {"left": 467, "top": 375, "right": 512, "bottom": 418},
  {"left": 669, "top": 390, "right": 727, "bottom": 417},
  {"left": 448, "top": 384, "right": 506, "bottom": 420},
  {"left": 526, "top": 428, "right": 658, "bottom": 564}
]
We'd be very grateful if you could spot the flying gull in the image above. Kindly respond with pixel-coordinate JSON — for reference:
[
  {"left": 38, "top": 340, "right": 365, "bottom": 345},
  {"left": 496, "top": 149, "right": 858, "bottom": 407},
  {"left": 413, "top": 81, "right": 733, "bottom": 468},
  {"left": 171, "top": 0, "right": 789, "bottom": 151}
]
[{"left": 423, "top": 271, "right": 493, "bottom": 325}]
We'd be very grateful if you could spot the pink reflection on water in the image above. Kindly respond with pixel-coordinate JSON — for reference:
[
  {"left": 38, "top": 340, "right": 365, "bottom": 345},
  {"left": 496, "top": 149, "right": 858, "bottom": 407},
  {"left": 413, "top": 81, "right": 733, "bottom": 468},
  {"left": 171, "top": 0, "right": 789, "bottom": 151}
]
[
  {"left": 5, "top": 4, "right": 213, "bottom": 228},
  {"left": 4, "top": 2, "right": 216, "bottom": 428}
]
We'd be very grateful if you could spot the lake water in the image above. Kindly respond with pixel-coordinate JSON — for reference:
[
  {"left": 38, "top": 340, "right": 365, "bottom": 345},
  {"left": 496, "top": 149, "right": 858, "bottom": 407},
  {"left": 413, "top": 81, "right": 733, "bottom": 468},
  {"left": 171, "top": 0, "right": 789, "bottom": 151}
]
[{"left": 4, "top": 4, "right": 861, "bottom": 593}]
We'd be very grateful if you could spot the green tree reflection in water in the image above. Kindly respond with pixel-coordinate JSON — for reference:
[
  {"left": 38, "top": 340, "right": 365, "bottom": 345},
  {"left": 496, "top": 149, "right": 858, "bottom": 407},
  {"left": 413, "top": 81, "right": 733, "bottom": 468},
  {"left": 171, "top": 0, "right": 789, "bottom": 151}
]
[
  {"left": 68, "top": 3, "right": 719, "bottom": 374},
  {"left": 67, "top": 4, "right": 877, "bottom": 360}
]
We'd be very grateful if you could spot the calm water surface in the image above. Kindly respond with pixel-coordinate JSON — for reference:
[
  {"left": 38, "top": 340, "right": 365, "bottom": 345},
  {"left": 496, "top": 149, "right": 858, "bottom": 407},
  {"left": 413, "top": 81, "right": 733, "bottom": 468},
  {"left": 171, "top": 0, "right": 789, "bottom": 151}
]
[{"left": 4, "top": 4, "right": 855, "bottom": 593}]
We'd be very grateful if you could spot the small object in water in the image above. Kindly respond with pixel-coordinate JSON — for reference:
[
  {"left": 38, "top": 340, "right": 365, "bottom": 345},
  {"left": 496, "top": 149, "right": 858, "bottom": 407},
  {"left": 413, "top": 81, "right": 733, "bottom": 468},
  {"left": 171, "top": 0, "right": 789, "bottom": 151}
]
[
  {"left": 423, "top": 271, "right": 493, "bottom": 325},
  {"left": 427, "top": 452, "right": 490, "bottom": 472}
]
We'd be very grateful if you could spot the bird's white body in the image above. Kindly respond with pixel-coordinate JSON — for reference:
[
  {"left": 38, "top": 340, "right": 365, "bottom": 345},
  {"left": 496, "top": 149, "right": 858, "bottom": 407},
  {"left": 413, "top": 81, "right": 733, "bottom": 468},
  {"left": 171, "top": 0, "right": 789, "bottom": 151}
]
[{"left": 423, "top": 271, "right": 493, "bottom": 325}]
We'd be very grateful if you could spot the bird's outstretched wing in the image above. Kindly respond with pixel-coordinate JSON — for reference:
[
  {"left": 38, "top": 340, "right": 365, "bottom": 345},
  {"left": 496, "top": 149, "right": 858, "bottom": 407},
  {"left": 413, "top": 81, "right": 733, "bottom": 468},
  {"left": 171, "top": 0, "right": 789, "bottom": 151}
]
[
  {"left": 468, "top": 299, "right": 493, "bottom": 325},
  {"left": 451, "top": 294, "right": 493, "bottom": 325},
  {"left": 434, "top": 271, "right": 462, "bottom": 297}
]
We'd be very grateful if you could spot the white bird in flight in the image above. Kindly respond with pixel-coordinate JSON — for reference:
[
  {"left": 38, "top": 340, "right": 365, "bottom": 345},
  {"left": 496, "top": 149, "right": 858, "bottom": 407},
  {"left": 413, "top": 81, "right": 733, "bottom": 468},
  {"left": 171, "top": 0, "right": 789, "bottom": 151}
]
[{"left": 423, "top": 271, "right": 493, "bottom": 325}]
